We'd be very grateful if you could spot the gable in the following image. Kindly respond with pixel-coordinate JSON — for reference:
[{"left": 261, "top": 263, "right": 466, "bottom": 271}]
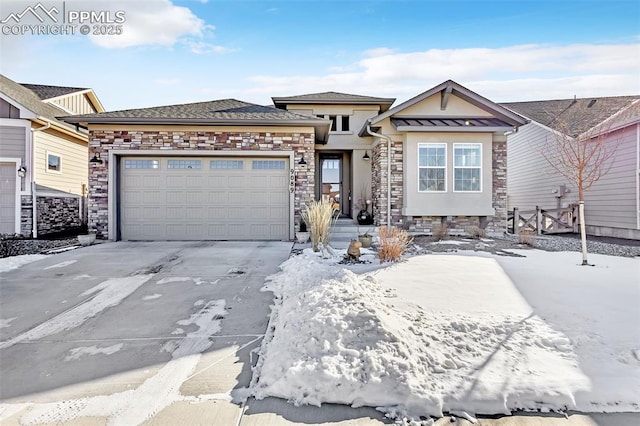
[{"left": 396, "top": 93, "right": 493, "bottom": 118}]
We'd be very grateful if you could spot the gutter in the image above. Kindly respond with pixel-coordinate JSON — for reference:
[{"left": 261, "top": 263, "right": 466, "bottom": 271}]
[{"left": 366, "top": 122, "right": 392, "bottom": 226}]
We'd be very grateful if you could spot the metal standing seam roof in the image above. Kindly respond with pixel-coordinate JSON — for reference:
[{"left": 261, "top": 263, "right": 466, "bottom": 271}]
[{"left": 391, "top": 117, "right": 514, "bottom": 128}]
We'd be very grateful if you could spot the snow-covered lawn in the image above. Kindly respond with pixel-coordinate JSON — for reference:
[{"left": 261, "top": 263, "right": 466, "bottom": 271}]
[{"left": 251, "top": 248, "right": 640, "bottom": 422}]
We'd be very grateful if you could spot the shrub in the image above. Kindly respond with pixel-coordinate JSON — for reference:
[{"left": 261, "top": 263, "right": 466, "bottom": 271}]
[
  {"left": 518, "top": 229, "right": 536, "bottom": 246},
  {"left": 301, "top": 198, "right": 336, "bottom": 252},
  {"left": 467, "top": 226, "right": 486, "bottom": 239},
  {"left": 432, "top": 222, "right": 449, "bottom": 241},
  {"left": 377, "top": 226, "right": 413, "bottom": 262}
]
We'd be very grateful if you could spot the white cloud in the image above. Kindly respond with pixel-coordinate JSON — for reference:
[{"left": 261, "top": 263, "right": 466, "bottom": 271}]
[
  {"left": 242, "top": 42, "right": 640, "bottom": 102},
  {"left": 83, "top": 0, "right": 225, "bottom": 52},
  {"left": 182, "top": 40, "right": 236, "bottom": 54}
]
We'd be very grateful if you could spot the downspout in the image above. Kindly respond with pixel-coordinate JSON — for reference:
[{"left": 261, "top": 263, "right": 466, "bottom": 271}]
[
  {"left": 366, "top": 123, "right": 392, "bottom": 226},
  {"left": 30, "top": 120, "right": 51, "bottom": 237}
]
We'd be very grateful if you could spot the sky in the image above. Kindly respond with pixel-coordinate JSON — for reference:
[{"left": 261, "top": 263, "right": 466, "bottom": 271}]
[{"left": 0, "top": 0, "right": 638, "bottom": 111}]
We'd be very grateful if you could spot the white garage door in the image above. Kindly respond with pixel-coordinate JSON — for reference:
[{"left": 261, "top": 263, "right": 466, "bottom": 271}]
[
  {"left": 120, "top": 156, "right": 290, "bottom": 240},
  {"left": 0, "top": 162, "right": 17, "bottom": 234}
]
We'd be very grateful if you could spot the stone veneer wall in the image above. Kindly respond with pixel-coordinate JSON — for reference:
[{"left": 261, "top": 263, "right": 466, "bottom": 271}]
[
  {"left": 36, "top": 196, "right": 82, "bottom": 236},
  {"left": 371, "top": 139, "right": 404, "bottom": 227},
  {"left": 20, "top": 195, "right": 32, "bottom": 236},
  {"left": 404, "top": 140, "right": 508, "bottom": 236},
  {"left": 88, "top": 130, "right": 316, "bottom": 239}
]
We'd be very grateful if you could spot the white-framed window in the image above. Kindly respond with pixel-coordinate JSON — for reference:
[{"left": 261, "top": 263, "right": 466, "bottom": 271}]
[
  {"left": 453, "top": 143, "right": 482, "bottom": 192},
  {"left": 167, "top": 159, "right": 201, "bottom": 169},
  {"left": 46, "top": 152, "right": 61, "bottom": 173},
  {"left": 418, "top": 143, "right": 446, "bottom": 192},
  {"left": 124, "top": 159, "right": 159, "bottom": 169}
]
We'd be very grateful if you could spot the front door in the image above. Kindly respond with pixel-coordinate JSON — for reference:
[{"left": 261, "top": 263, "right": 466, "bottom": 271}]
[{"left": 319, "top": 153, "right": 351, "bottom": 217}]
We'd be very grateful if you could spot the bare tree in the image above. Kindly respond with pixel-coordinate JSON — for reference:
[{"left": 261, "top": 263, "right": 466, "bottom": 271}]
[{"left": 541, "top": 101, "right": 627, "bottom": 265}]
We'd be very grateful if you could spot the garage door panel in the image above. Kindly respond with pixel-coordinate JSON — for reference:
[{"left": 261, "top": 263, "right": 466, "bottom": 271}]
[{"left": 120, "top": 156, "right": 290, "bottom": 240}]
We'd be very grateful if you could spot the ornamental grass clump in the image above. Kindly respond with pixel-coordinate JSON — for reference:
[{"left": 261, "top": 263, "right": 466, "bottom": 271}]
[
  {"left": 377, "top": 226, "right": 413, "bottom": 262},
  {"left": 301, "top": 198, "right": 335, "bottom": 252}
]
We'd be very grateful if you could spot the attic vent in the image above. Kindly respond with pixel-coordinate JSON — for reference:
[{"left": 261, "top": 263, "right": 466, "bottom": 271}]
[{"left": 587, "top": 99, "right": 597, "bottom": 108}]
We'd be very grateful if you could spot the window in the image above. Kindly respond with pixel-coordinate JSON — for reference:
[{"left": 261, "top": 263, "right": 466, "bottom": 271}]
[
  {"left": 124, "top": 159, "right": 159, "bottom": 169},
  {"left": 167, "top": 159, "right": 201, "bottom": 169},
  {"left": 418, "top": 144, "right": 446, "bottom": 192},
  {"left": 210, "top": 160, "right": 243, "bottom": 169},
  {"left": 454, "top": 143, "right": 482, "bottom": 192},
  {"left": 341, "top": 116, "right": 350, "bottom": 131},
  {"left": 252, "top": 160, "right": 286, "bottom": 170},
  {"left": 47, "top": 153, "right": 61, "bottom": 172},
  {"left": 328, "top": 115, "right": 337, "bottom": 131}
]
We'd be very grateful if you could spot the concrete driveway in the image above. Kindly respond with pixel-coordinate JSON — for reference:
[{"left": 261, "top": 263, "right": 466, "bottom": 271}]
[{"left": 2, "top": 242, "right": 637, "bottom": 426}]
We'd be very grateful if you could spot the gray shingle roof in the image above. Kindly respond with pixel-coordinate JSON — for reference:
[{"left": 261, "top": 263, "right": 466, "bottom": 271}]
[
  {"left": 21, "top": 83, "right": 88, "bottom": 100},
  {"left": 272, "top": 91, "right": 395, "bottom": 111},
  {"left": 60, "top": 99, "right": 329, "bottom": 124},
  {"left": 0, "top": 74, "right": 79, "bottom": 132},
  {"left": 501, "top": 96, "right": 639, "bottom": 137}
]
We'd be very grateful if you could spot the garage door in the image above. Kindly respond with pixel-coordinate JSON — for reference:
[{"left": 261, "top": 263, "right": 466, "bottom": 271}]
[
  {"left": 120, "top": 156, "right": 290, "bottom": 240},
  {"left": 0, "top": 162, "right": 17, "bottom": 234}
]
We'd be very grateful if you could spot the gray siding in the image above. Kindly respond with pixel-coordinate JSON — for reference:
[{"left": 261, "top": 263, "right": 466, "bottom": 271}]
[
  {"left": 0, "top": 125, "right": 27, "bottom": 160},
  {"left": 507, "top": 122, "right": 639, "bottom": 231}
]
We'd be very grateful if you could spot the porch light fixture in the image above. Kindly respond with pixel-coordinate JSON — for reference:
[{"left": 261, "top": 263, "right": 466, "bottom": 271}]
[
  {"left": 90, "top": 153, "right": 103, "bottom": 165},
  {"left": 298, "top": 156, "right": 307, "bottom": 165},
  {"left": 362, "top": 151, "right": 370, "bottom": 160},
  {"left": 17, "top": 166, "right": 27, "bottom": 178}
]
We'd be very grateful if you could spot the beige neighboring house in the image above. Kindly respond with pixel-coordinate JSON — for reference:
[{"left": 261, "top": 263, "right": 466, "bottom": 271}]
[
  {"left": 0, "top": 74, "right": 104, "bottom": 236},
  {"left": 503, "top": 96, "right": 640, "bottom": 240},
  {"left": 61, "top": 80, "right": 526, "bottom": 241}
]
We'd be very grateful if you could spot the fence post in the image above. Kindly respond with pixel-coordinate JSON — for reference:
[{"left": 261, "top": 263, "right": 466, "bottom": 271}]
[
  {"left": 535, "top": 206, "right": 541, "bottom": 235},
  {"left": 513, "top": 207, "right": 519, "bottom": 235}
]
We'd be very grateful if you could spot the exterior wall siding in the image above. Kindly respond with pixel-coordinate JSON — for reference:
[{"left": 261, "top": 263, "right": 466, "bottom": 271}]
[
  {"left": 0, "top": 125, "right": 27, "bottom": 159},
  {"left": 51, "top": 93, "right": 97, "bottom": 115},
  {"left": 88, "top": 129, "right": 316, "bottom": 239},
  {"left": 34, "top": 129, "right": 87, "bottom": 195},
  {"left": 507, "top": 122, "right": 639, "bottom": 237}
]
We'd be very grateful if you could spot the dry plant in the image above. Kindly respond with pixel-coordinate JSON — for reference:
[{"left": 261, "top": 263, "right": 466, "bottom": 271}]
[
  {"left": 432, "top": 222, "right": 449, "bottom": 241},
  {"left": 540, "top": 100, "right": 632, "bottom": 264},
  {"left": 518, "top": 229, "right": 535, "bottom": 246},
  {"left": 301, "top": 198, "right": 336, "bottom": 252},
  {"left": 467, "top": 226, "right": 486, "bottom": 239},
  {"left": 377, "top": 226, "right": 413, "bottom": 262}
]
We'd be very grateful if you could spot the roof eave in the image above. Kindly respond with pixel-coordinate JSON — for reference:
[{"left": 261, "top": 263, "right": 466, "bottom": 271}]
[
  {"left": 59, "top": 116, "right": 331, "bottom": 127},
  {"left": 272, "top": 97, "right": 396, "bottom": 110}
]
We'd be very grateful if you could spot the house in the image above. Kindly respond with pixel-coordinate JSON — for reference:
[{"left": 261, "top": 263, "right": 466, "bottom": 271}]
[
  {"left": 502, "top": 96, "right": 640, "bottom": 240},
  {"left": 0, "top": 74, "right": 105, "bottom": 236},
  {"left": 60, "top": 80, "right": 527, "bottom": 241}
]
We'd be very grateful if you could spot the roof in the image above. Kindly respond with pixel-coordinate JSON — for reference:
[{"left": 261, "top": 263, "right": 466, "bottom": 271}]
[
  {"left": 0, "top": 74, "right": 81, "bottom": 134},
  {"left": 501, "top": 96, "right": 640, "bottom": 137},
  {"left": 272, "top": 91, "right": 396, "bottom": 112},
  {"left": 391, "top": 117, "right": 515, "bottom": 132},
  {"left": 60, "top": 99, "right": 332, "bottom": 142},
  {"left": 369, "top": 80, "right": 528, "bottom": 127},
  {"left": 21, "top": 83, "right": 89, "bottom": 100}
]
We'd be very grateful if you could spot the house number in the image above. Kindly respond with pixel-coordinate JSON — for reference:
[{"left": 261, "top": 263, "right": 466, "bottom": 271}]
[{"left": 289, "top": 168, "right": 295, "bottom": 193}]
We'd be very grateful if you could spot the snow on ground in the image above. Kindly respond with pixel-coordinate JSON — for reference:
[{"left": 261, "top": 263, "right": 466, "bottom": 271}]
[
  {"left": 65, "top": 343, "right": 125, "bottom": 361},
  {"left": 0, "top": 254, "right": 47, "bottom": 273},
  {"left": 251, "top": 248, "right": 640, "bottom": 421}
]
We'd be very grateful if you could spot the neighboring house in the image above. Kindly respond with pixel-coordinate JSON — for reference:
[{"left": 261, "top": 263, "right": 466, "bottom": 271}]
[
  {"left": 502, "top": 96, "right": 640, "bottom": 240},
  {"left": 61, "top": 80, "right": 526, "bottom": 241},
  {"left": 0, "top": 74, "right": 105, "bottom": 236}
]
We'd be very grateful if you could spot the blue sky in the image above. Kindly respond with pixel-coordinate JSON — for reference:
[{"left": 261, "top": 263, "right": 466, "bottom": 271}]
[{"left": 1, "top": 0, "right": 638, "bottom": 111}]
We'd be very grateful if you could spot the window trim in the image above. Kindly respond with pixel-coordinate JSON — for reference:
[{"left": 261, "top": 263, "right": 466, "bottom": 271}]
[
  {"left": 167, "top": 159, "right": 202, "bottom": 170},
  {"left": 453, "top": 143, "right": 482, "bottom": 193},
  {"left": 417, "top": 143, "right": 447, "bottom": 192},
  {"left": 46, "top": 151, "right": 62, "bottom": 174}
]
